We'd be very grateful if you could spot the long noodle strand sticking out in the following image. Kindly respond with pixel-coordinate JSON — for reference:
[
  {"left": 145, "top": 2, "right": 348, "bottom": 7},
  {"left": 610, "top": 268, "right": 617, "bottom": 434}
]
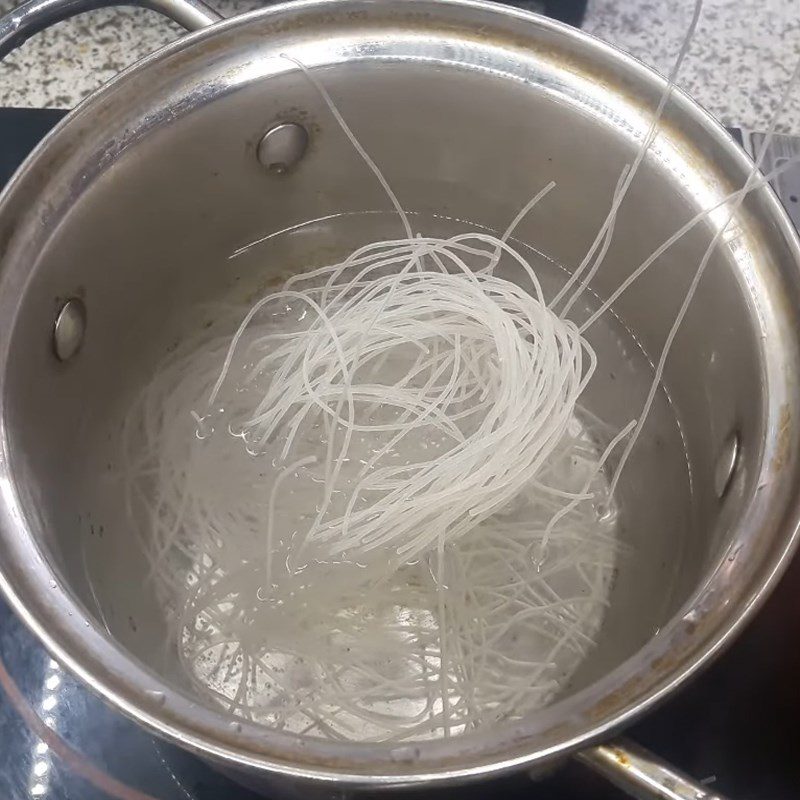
[
  {"left": 607, "top": 52, "right": 800, "bottom": 496},
  {"left": 550, "top": 0, "right": 703, "bottom": 315},
  {"left": 116, "top": 3, "right": 800, "bottom": 743}
]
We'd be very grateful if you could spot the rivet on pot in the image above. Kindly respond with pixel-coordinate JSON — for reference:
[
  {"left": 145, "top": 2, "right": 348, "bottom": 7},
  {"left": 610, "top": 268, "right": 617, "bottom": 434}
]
[
  {"left": 53, "top": 297, "right": 86, "bottom": 362},
  {"left": 714, "top": 431, "right": 739, "bottom": 498},
  {"left": 257, "top": 122, "right": 309, "bottom": 174}
]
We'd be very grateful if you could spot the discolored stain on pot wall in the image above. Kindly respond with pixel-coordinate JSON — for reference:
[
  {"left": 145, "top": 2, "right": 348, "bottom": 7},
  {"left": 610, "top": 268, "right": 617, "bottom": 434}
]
[{"left": 771, "top": 403, "right": 791, "bottom": 473}]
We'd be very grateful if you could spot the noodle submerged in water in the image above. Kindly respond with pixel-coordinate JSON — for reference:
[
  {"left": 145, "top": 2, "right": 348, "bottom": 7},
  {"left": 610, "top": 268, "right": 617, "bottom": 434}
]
[
  {"left": 110, "top": 1, "right": 800, "bottom": 740},
  {"left": 123, "top": 234, "right": 628, "bottom": 739}
]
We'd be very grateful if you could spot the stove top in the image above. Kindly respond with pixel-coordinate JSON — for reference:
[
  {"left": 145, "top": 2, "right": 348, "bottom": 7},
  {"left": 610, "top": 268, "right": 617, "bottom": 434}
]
[{"left": 1, "top": 108, "right": 798, "bottom": 800}]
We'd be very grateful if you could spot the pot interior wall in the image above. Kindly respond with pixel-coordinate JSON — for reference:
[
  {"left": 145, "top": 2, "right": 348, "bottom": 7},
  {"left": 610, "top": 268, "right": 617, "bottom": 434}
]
[{"left": 1, "top": 34, "right": 766, "bottom": 713}]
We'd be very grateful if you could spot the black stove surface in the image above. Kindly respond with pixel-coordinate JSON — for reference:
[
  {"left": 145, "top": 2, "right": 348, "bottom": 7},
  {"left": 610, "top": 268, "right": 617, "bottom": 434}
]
[{"left": 1, "top": 108, "right": 798, "bottom": 800}]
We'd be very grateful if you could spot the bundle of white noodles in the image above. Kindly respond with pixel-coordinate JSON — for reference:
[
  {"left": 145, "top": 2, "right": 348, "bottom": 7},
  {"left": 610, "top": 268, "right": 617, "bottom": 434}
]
[
  {"left": 209, "top": 234, "right": 623, "bottom": 563},
  {"left": 121, "top": 232, "right": 628, "bottom": 739}
]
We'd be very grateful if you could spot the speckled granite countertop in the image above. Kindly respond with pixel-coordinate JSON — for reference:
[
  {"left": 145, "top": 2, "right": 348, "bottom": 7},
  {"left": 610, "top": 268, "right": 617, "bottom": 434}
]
[{"left": 0, "top": 0, "right": 798, "bottom": 131}]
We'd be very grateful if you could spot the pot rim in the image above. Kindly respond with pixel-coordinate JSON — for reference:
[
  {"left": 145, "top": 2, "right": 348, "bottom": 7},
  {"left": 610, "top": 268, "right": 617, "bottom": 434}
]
[{"left": 0, "top": 0, "right": 799, "bottom": 786}]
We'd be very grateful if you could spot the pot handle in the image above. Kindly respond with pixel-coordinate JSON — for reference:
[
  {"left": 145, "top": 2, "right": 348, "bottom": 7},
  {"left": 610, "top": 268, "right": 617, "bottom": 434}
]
[
  {"left": 0, "top": 0, "right": 222, "bottom": 59},
  {"left": 576, "top": 739, "right": 730, "bottom": 800}
]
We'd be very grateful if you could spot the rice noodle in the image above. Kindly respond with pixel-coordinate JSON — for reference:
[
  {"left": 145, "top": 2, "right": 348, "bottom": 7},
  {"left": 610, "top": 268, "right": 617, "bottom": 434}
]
[{"left": 122, "top": 233, "right": 625, "bottom": 738}]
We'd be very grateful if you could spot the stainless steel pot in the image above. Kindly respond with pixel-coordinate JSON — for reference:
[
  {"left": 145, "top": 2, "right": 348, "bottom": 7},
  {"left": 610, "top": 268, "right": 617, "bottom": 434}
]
[{"left": 0, "top": 1, "right": 798, "bottom": 798}]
